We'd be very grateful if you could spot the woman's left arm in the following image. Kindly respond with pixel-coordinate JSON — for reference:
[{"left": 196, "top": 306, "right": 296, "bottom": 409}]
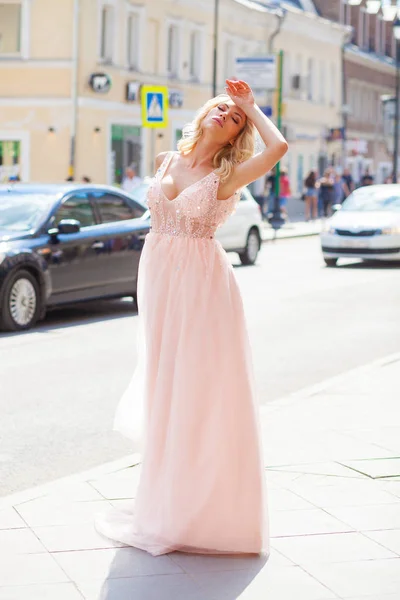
[{"left": 220, "top": 80, "right": 288, "bottom": 197}]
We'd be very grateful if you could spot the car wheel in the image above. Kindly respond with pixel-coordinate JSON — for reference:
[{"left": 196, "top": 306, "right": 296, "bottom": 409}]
[
  {"left": 0, "top": 269, "right": 41, "bottom": 332},
  {"left": 324, "top": 258, "right": 338, "bottom": 267},
  {"left": 239, "top": 228, "right": 261, "bottom": 266}
]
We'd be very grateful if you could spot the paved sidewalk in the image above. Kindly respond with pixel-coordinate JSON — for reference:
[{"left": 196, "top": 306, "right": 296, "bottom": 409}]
[
  {"left": 1, "top": 354, "right": 399, "bottom": 599},
  {"left": 261, "top": 219, "right": 323, "bottom": 241}
]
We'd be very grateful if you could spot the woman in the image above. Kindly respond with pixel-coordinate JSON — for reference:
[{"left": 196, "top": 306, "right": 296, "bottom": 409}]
[
  {"left": 304, "top": 170, "right": 318, "bottom": 221},
  {"left": 95, "top": 80, "right": 288, "bottom": 556},
  {"left": 318, "top": 168, "right": 335, "bottom": 217}
]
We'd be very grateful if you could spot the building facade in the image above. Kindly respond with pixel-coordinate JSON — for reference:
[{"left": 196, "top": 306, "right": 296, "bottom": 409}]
[
  {"left": 313, "top": 0, "right": 396, "bottom": 184},
  {"left": 0, "top": 0, "right": 346, "bottom": 193}
]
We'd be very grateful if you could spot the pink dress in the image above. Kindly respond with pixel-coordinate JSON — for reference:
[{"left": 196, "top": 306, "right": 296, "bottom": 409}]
[{"left": 95, "top": 152, "right": 268, "bottom": 556}]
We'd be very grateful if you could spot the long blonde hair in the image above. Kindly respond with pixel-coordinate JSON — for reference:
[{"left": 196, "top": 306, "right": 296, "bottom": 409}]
[{"left": 177, "top": 94, "right": 255, "bottom": 182}]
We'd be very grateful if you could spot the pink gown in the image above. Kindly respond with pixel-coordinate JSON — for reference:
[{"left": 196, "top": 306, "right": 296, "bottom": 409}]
[{"left": 95, "top": 152, "right": 268, "bottom": 556}]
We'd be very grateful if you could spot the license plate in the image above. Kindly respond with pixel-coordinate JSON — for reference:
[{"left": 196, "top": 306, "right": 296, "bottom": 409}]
[{"left": 341, "top": 238, "right": 369, "bottom": 249}]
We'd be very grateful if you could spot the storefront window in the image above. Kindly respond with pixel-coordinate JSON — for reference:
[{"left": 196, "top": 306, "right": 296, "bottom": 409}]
[
  {"left": 0, "top": 3, "right": 21, "bottom": 55},
  {"left": 0, "top": 140, "right": 21, "bottom": 182},
  {"left": 111, "top": 125, "right": 142, "bottom": 185}
]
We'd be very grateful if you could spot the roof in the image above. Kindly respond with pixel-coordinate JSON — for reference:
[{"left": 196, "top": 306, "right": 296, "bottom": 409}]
[
  {"left": 255, "top": 0, "right": 315, "bottom": 11},
  {"left": 0, "top": 183, "right": 79, "bottom": 195}
]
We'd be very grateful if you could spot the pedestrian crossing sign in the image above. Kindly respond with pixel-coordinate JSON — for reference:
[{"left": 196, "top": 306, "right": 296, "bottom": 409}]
[{"left": 141, "top": 85, "right": 168, "bottom": 128}]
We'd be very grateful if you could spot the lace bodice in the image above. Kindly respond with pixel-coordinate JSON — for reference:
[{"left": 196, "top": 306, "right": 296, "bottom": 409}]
[{"left": 147, "top": 152, "right": 239, "bottom": 239}]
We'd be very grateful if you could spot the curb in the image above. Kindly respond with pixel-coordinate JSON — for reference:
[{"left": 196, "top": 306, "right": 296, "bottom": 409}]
[
  {"left": 0, "top": 453, "right": 141, "bottom": 510},
  {"left": 2, "top": 352, "right": 399, "bottom": 510},
  {"left": 262, "top": 230, "right": 321, "bottom": 241}
]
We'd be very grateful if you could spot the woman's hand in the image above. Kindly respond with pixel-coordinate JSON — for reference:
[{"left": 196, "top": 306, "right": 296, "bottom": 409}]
[{"left": 225, "top": 79, "right": 255, "bottom": 112}]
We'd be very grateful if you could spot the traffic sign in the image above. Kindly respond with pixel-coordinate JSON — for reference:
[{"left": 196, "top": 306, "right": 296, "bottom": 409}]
[
  {"left": 235, "top": 56, "right": 277, "bottom": 90},
  {"left": 141, "top": 85, "right": 168, "bottom": 128}
]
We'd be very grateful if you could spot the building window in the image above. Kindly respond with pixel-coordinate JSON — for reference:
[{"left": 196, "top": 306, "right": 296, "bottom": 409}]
[
  {"left": 0, "top": 140, "right": 21, "bottom": 182},
  {"left": 375, "top": 15, "right": 381, "bottom": 54},
  {"left": 189, "top": 30, "right": 201, "bottom": 80},
  {"left": 224, "top": 39, "right": 235, "bottom": 80},
  {"left": 307, "top": 57, "right": 314, "bottom": 101},
  {"left": 100, "top": 4, "right": 114, "bottom": 63},
  {"left": 381, "top": 18, "right": 387, "bottom": 55},
  {"left": 0, "top": 1, "right": 22, "bottom": 56},
  {"left": 167, "top": 23, "right": 179, "bottom": 76},
  {"left": 127, "top": 11, "right": 139, "bottom": 69},
  {"left": 330, "top": 64, "right": 335, "bottom": 106},
  {"left": 319, "top": 61, "right": 325, "bottom": 104}
]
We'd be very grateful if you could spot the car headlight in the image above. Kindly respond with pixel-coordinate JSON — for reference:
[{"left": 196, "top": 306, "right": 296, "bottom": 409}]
[
  {"left": 322, "top": 223, "right": 336, "bottom": 234},
  {"left": 380, "top": 227, "right": 400, "bottom": 235}
]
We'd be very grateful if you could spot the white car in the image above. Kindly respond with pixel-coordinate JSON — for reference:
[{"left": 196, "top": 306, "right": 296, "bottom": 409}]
[
  {"left": 131, "top": 183, "right": 263, "bottom": 265},
  {"left": 320, "top": 184, "right": 400, "bottom": 266}
]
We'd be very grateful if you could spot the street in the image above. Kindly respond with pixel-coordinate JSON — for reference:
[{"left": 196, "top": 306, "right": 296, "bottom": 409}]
[{"left": 1, "top": 236, "right": 399, "bottom": 497}]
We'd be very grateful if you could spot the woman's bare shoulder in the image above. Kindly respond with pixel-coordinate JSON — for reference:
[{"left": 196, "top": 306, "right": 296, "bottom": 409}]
[{"left": 155, "top": 151, "right": 171, "bottom": 171}]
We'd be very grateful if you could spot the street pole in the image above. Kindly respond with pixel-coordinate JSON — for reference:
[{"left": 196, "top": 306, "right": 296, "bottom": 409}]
[
  {"left": 69, "top": 0, "right": 80, "bottom": 180},
  {"left": 212, "top": 0, "right": 220, "bottom": 97},
  {"left": 393, "top": 39, "right": 400, "bottom": 183},
  {"left": 270, "top": 49, "right": 285, "bottom": 231}
]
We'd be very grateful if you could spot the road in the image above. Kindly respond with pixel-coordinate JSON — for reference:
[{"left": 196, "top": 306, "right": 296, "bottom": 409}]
[{"left": 1, "top": 236, "right": 399, "bottom": 496}]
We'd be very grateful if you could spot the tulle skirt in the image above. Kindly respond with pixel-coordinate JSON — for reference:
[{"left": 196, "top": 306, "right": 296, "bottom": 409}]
[{"left": 94, "top": 232, "right": 268, "bottom": 556}]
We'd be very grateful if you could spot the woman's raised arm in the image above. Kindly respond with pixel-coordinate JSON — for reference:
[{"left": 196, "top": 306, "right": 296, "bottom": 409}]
[{"left": 219, "top": 80, "right": 288, "bottom": 198}]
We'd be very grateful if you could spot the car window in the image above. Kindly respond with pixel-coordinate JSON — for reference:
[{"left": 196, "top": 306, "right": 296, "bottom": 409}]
[
  {"left": 240, "top": 188, "right": 251, "bottom": 202},
  {"left": 53, "top": 192, "right": 96, "bottom": 227},
  {"left": 91, "top": 191, "right": 144, "bottom": 222},
  {"left": 342, "top": 188, "right": 400, "bottom": 212}
]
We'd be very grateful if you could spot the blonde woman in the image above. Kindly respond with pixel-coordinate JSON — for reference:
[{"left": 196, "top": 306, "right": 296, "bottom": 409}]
[{"left": 95, "top": 80, "right": 288, "bottom": 557}]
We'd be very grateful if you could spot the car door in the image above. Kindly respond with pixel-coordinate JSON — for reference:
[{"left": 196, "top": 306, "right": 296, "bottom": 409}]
[
  {"left": 89, "top": 189, "right": 149, "bottom": 295},
  {"left": 46, "top": 190, "right": 108, "bottom": 304},
  {"left": 216, "top": 190, "right": 251, "bottom": 251}
]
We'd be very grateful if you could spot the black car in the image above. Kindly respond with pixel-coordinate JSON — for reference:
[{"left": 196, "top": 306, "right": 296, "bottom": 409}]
[{"left": 0, "top": 183, "right": 150, "bottom": 332}]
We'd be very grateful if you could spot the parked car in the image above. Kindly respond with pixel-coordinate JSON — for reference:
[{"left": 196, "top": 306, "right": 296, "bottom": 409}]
[
  {"left": 320, "top": 185, "right": 400, "bottom": 267},
  {"left": 132, "top": 182, "right": 263, "bottom": 266},
  {"left": 0, "top": 184, "right": 149, "bottom": 331}
]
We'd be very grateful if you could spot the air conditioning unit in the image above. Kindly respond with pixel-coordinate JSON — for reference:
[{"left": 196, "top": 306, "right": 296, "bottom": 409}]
[{"left": 292, "top": 74, "right": 302, "bottom": 90}]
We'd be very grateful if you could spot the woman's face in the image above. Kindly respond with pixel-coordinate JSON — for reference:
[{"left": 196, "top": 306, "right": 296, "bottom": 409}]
[{"left": 202, "top": 100, "right": 246, "bottom": 145}]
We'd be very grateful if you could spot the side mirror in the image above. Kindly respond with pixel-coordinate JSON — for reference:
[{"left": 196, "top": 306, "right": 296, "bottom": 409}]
[
  {"left": 331, "top": 204, "right": 342, "bottom": 214},
  {"left": 48, "top": 219, "right": 81, "bottom": 236}
]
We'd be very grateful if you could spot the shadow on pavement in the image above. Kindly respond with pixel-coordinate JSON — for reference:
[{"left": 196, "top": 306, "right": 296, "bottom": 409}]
[
  {"left": 336, "top": 260, "right": 400, "bottom": 270},
  {"left": 97, "top": 549, "right": 268, "bottom": 600},
  {"left": 0, "top": 298, "right": 137, "bottom": 339}
]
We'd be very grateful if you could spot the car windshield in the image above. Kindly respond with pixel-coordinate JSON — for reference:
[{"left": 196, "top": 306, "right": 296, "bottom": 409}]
[
  {"left": 341, "top": 189, "right": 400, "bottom": 212},
  {"left": 0, "top": 193, "right": 55, "bottom": 231},
  {"left": 130, "top": 182, "right": 150, "bottom": 206}
]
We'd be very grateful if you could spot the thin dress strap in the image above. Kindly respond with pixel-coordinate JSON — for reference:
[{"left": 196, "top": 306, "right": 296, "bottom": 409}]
[{"left": 157, "top": 151, "right": 174, "bottom": 180}]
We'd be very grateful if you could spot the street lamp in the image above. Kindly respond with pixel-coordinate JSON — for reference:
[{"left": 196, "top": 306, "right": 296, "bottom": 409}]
[
  {"left": 212, "top": 0, "right": 220, "bottom": 97},
  {"left": 392, "top": 16, "right": 400, "bottom": 182}
]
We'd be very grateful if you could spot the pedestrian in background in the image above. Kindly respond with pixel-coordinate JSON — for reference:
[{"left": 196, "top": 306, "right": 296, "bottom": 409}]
[
  {"left": 279, "top": 167, "right": 291, "bottom": 220},
  {"left": 122, "top": 164, "right": 142, "bottom": 193},
  {"left": 333, "top": 172, "right": 344, "bottom": 205},
  {"left": 360, "top": 170, "right": 374, "bottom": 186},
  {"left": 318, "top": 168, "right": 335, "bottom": 217},
  {"left": 303, "top": 170, "right": 318, "bottom": 221},
  {"left": 342, "top": 167, "right": 354, "bottom": 200},
  {"left": 264, "top": 168, "right": 276, "bottom": 219}
]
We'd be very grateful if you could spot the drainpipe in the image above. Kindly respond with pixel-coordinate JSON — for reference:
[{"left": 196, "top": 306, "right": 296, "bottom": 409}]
[
  {"left": 69, "top": 0, "right": 80, "bottom": 179},
  {"left": 341, "top": 28, "right": 353, "bottom": 171},
  {"left": 267, "top": 7, "right": 285, "bottom": 54}
]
